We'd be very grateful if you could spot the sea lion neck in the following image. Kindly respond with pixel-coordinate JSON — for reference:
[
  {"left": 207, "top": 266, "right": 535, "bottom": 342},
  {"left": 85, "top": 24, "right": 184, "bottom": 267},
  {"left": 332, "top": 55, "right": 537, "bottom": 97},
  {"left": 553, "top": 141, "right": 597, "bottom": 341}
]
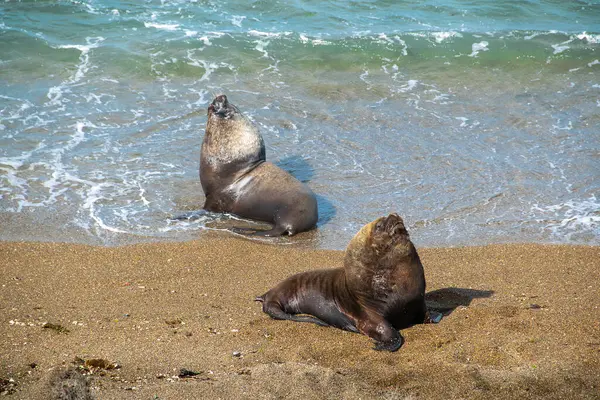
[{"left": 203, "top": 117, "right": 266, "bottom": 166}]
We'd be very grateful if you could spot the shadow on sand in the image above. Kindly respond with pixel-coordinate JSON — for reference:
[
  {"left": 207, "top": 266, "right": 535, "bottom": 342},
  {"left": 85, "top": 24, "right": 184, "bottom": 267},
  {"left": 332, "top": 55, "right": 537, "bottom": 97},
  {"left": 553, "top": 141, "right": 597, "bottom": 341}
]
[{"left": 426, "top": 288, "right": 494, "bottom": 316}]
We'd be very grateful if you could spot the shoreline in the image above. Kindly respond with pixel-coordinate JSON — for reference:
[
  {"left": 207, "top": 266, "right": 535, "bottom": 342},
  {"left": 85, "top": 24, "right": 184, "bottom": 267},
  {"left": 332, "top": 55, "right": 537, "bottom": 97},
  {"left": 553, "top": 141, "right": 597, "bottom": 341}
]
[{"left": 1, "top": 238, "right": 599, "bottom": 399}]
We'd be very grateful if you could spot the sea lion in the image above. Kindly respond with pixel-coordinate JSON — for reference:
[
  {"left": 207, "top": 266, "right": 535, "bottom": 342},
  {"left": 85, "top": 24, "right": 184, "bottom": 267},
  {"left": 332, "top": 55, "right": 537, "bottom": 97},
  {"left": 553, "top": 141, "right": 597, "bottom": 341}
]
[
  {"left": 256, "top": 213, "right": 439, "bottom": 351},
  {"left": 200, "top": 94, "right": 318, "bottom": 236}
]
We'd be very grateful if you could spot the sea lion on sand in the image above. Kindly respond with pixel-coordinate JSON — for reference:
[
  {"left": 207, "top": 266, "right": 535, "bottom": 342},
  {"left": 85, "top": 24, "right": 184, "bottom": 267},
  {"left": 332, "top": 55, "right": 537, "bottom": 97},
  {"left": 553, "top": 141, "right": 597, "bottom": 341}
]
[
  {"left": 200, "top": 95, "right": 318, "bottom": 236},
  {"left": 256, "top": 213, "right": 440, "bottom": 351}
]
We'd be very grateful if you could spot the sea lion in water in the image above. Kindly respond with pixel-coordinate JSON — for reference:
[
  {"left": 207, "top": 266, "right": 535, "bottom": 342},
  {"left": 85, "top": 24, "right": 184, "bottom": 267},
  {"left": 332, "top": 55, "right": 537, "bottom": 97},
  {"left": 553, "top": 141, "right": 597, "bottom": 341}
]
[
  {"left": 256, "top": 213, "right": 440, "bottom": 351},
  {"left": 200, "top": 95, "right": 318, "bottom": 236}
]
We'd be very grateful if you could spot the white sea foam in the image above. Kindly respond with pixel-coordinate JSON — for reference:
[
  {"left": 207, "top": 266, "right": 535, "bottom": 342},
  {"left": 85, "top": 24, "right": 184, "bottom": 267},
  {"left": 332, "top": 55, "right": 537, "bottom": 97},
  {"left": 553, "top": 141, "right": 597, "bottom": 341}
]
[
  {"left": 468, "top": 41, "right": 489, "bottom": 57},
  {"left": 0, "top": 96, "right": 34, "bottom": 122},
  {"left": 552, "top": 119, "right": 573, "bottom": 131},
  {"left": 588, "top": 60, "right": 600, "bottom": 67},
  {"left": 254, "top": 40, "right": 270, "bottom": 58},
  {"left": 548, "top": 32, "right": 599, "bottom": 57},
  {"left": 82, "top": 182, "right": 129, "bottom": 234},
  {"left": 551, "top": 43, "right": 569, "bottom": 54},
  {"left": 40, "top": 121, "right": 93, "bottom": 209},
  {"left": 144, "top": 22, "right": 180, "bottom": 31},
  {"left": 138, "top": 183, "right": 150, "bottom": 206},
  {"left": 432, "top": 31, "right": 462, "bottom": 43},
  {"left": 394, "top": 36, "right": 408, "bottom": 56},
  {"left": 397, "top": 80, "right": 419, "bottom": 93},
  {"left": 206, "top": 31, "right": 227, "bottom": 38},
  {"left": 532, "top": 196, "right": 600, "bottom": 241},
  {"left": 0, "top": 141, "right": 46, "bottom": 171},
  {"left": 406, "top": 32, "right": 428, "bottom": 39},
  {"left": 84, "top": 92, "right": 116, "bottom": 105},
  {"left": 299, "top": 34, "right": 331, "bottom": 45},
  {"left": 186, "top": 88, "right": 210, "bottom": 109},
  {"left": 377, "top": 33, "right": 393, "bottom": 43},
  {"left": 69, "top": 121, "right": 87, "bottom": 150},
  {"left": 186, "top": 50, "right": 234, "bottom": 81},
  {"left": 431, "top": 93, "right": 451, "bottom": 104},
  {"left": 455, "top": 117, "right": 469, "bottom": 127},
  {"left": 576, "top": 32, "right": 600, "bottom": 44},
  {"left": 0, "top": 142, "right": 47, "bottom": 211},
  {"left": 524, "top": 30, "right": 560, "bottom": 40},
  {"left": 47, "top": 37, "right": 105, "bottom": 107},
  {"left": 231, "top": 15, "right": 246, "bottom": 27},
  {"left": 359, "top": 70, "right": 370, "bottom": 84},
  {"left": 248, "top": 30, "right": 283, "bottom": 38}
]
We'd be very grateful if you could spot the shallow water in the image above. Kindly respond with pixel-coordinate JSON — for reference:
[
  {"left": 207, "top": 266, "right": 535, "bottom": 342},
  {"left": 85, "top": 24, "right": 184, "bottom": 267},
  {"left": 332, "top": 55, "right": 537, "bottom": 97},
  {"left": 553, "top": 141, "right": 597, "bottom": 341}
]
[{"left": 1, "top": 1, "right": 599, "bottom": 249}]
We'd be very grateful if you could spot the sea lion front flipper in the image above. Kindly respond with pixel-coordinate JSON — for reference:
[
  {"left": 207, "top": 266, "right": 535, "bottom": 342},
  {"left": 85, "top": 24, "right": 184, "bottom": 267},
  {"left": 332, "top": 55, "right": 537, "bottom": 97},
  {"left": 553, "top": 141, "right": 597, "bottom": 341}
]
[
  {"left": 372, "top": 334, "right": 404, "bottom": 352},
  {"left": 232, "top": 225, "right": 290, "bottom": 237},
  {"left": 357, "top": 312, "right": 404, "bottom": 352},
  {"left": 424, "top": 310, "right": 443, "bottom": 324},
  {"left": 262, "top": 301, "right": 330, "bottom": 327},
  {"left": 170, "top": 210, "right": 210, "bottom": 221},
  {"left": 231, "top": 227, "right": 260, "bottom": 235}
]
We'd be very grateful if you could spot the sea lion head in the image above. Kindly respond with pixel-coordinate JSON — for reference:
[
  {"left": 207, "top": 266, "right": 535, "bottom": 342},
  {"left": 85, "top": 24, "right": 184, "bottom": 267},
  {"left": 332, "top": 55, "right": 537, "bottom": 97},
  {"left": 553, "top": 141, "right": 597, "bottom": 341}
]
[
  {"left": 202, "top": 94, "right": 265, "bottom": 168},
  {"left": 343, "top": 213, "right": 414, "bottom": 279},
  {"left": 207, "top": 94, "right": 238, "bottom": 120},
  {"left": 343, "top": 213, "right": 423, "bottom": 308},
  {"left": 347, "top": 213, "right": 409, "bottom": 256},
  {"left": 373, "top": 213, "right": 407, "bottom": 237}
]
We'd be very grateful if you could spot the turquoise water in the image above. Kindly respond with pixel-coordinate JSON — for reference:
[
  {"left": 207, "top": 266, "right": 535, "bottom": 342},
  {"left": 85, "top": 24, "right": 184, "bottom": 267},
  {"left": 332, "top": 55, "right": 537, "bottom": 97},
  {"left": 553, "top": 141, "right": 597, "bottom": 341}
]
[{"left": 1, "top": 1, "right": 599, "bottom": 248}]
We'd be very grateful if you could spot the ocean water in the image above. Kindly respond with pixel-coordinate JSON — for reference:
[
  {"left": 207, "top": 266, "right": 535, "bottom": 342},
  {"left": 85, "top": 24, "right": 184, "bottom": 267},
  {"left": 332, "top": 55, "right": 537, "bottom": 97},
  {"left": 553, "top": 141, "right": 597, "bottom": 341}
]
[{"left": 1, "top": 0, "right": 599, "bottom": 249}]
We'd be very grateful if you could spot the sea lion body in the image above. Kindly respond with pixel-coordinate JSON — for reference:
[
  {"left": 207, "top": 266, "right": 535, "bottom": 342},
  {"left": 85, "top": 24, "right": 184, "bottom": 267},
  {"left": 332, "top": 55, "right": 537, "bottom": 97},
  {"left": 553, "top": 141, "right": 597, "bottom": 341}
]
[
  {"left": 200, "top": 95, "right": 318, "bottom": 236},
  {"left": 258, "top": 268, "right": 360, "bottom": 333},
  {"left": 257, "top": 214, "right": 429, "bottom": 351}
]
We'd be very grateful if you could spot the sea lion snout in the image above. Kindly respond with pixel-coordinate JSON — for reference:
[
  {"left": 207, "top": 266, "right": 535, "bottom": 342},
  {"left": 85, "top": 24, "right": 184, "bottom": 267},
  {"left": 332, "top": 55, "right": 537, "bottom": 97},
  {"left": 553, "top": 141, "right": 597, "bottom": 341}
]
[
  {"left": 375, "top": 213, "right": 407, "bottom": 237},
  {"left": 208, "top": 94, "right": 233, "bottom": 117},
  {"left": 213, "top": 94, "right": 228, "bottom": 107}
]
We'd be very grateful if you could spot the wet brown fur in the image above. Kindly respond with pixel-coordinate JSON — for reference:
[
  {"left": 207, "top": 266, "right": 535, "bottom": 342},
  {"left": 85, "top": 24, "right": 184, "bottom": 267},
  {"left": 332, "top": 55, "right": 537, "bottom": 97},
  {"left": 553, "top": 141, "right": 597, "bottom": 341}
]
[
  {"left": 258, "top": 214, "right": 427, "bottom": 351},
  {"left": 200, "top": 95, "right": 318, "bottom": 236}
]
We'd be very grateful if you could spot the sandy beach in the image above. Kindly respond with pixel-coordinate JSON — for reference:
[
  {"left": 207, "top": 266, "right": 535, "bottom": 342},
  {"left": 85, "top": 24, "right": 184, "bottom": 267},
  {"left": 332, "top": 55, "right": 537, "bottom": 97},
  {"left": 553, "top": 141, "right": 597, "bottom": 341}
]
[{"left": 1, "top": 234, "right": 599, "bottom": 399}]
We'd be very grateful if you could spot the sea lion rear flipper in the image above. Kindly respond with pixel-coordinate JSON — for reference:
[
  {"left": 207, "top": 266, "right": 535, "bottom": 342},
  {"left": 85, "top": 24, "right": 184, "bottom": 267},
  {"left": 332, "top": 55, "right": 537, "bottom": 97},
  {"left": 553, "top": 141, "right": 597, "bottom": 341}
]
[
  {"left": 263, "top": 301, "right": 330, "bottom": 327},
  {"left": 232, "top": 225, "right": 290, "bottom": 237}
]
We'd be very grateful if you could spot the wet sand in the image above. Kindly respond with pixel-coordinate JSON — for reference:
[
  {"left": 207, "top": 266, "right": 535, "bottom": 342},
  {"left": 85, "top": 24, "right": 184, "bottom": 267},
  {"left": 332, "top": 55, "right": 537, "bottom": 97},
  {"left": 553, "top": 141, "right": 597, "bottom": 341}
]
[{"left": 1, "top": 235, "right": 599, "bottom": 399}]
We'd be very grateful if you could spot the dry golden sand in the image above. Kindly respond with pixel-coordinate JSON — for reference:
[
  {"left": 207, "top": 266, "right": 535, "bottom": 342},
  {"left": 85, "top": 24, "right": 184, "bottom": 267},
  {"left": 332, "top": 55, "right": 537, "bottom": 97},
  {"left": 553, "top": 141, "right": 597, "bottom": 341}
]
[{"left": 0, "top": 235, "right": 599, "bottom": 399}]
